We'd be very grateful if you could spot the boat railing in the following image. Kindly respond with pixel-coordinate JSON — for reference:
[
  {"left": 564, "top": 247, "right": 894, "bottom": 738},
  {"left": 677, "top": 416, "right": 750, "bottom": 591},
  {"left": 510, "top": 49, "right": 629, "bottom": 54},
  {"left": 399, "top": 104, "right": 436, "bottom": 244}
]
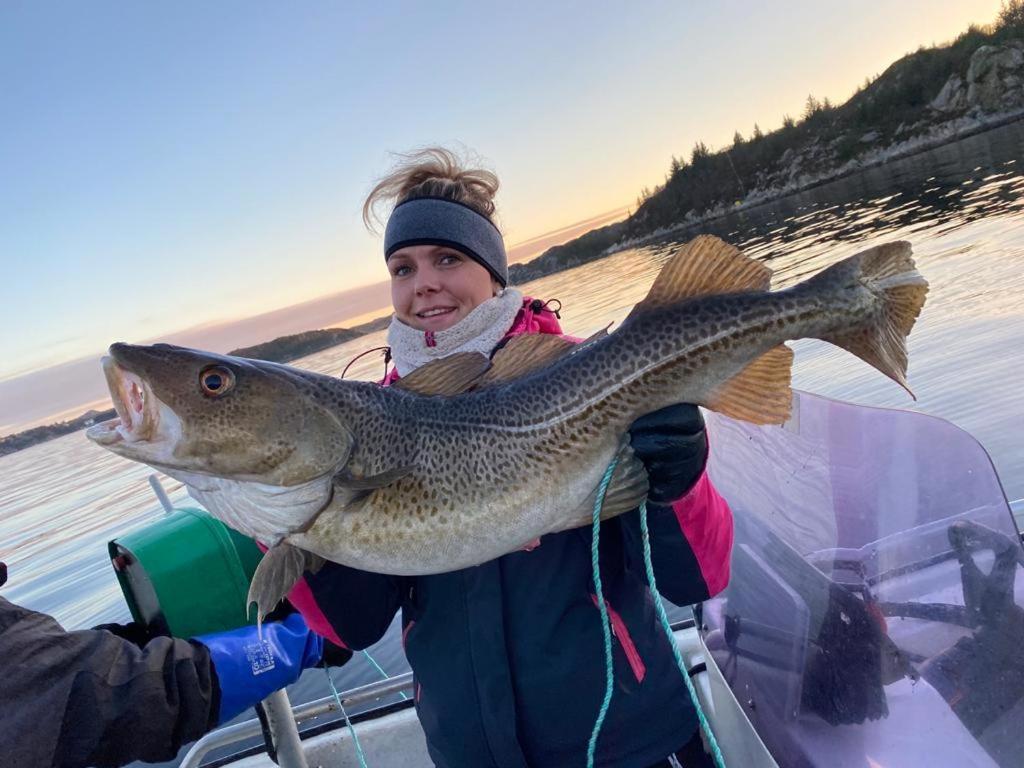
[{"left": 180, "top": 672, "right": 414, "bottom": 768}]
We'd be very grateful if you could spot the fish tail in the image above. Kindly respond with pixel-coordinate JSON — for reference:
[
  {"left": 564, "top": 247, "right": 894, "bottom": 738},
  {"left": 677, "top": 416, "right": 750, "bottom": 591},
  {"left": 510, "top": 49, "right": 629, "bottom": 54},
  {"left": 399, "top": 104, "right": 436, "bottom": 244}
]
[{"left": 809, "top": 241, "right": 929, "bottom": 397}]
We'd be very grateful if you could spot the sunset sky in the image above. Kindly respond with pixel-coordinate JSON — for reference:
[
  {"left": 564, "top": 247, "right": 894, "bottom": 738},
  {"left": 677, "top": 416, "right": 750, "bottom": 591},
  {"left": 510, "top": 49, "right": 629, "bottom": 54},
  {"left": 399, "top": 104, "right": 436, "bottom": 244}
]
[{"left": 0, "top": 0, "right": 1006, "bottom": 433}]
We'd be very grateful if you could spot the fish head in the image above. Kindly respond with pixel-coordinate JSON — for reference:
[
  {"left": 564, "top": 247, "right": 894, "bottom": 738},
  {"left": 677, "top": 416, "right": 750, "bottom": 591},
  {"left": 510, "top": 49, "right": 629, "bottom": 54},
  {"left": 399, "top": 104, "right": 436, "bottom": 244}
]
[{"left": 86, "top": 343, "right": 353, "bottom": 486}]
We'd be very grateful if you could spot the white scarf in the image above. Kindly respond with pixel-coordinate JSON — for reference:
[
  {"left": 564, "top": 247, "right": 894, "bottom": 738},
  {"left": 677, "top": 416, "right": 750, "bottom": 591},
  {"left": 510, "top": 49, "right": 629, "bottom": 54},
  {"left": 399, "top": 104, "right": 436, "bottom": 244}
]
[{"left": 387, "top": 289, "right": 523, "bottom": 376}]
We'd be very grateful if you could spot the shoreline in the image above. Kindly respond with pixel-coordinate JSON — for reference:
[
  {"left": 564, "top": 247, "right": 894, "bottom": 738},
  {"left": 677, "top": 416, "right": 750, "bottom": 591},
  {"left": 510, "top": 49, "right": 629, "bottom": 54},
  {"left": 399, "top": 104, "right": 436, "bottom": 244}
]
[{"left": 601, "top": 109, "right": 1024, "bottom": 256}]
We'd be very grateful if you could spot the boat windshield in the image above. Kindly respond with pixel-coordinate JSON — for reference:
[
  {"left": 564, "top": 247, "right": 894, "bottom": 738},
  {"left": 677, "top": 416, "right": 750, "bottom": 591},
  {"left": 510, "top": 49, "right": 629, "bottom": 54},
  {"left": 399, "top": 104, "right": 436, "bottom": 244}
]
[{"left": 702, "top": 391, "right": 1024, "bottom": 768}]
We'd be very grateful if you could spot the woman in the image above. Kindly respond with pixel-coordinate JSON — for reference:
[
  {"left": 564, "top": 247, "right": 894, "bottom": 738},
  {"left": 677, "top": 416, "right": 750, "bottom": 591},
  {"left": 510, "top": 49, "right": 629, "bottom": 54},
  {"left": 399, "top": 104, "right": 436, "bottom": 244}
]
[{"left": 288, "top": 148, "right": 733, "bottom": 768}]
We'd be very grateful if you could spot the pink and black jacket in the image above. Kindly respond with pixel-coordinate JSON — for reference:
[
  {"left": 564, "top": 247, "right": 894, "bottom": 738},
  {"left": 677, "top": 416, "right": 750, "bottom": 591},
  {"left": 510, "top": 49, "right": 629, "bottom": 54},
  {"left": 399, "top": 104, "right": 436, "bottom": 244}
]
[{"left": 288, "top": 298, "right": 734, "bottom": 768}]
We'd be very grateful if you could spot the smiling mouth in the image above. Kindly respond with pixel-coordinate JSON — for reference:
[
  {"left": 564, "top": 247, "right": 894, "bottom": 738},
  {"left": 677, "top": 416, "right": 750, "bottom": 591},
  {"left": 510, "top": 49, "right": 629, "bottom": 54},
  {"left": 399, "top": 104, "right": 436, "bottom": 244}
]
[
  {"left": 85, "top": 357, "right": 159, "bottom": 446},
  {"left": 417, "top": 307, "right": 456, "bottom": 319}
]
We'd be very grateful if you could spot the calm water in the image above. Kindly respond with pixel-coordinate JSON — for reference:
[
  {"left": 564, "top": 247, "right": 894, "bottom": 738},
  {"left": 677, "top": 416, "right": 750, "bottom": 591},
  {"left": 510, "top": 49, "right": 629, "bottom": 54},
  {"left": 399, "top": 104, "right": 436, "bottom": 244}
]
[{"left": 1, "top": 120, "right": 1022, "bottom": 759}]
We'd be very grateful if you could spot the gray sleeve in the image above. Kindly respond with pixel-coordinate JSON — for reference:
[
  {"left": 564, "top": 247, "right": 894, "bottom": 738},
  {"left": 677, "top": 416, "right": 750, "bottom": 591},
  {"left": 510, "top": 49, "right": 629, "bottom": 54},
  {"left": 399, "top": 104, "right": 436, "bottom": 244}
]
[{"left": 0, "top": 596, "right": 219, "bottom": 768}]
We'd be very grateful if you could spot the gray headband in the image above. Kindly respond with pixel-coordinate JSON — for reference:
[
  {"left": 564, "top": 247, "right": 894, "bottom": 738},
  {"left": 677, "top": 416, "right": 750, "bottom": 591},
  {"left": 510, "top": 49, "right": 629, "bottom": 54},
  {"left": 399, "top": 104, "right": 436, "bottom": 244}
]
[{"left": 384, "top": 197, "right": 508, "bottom": 286}]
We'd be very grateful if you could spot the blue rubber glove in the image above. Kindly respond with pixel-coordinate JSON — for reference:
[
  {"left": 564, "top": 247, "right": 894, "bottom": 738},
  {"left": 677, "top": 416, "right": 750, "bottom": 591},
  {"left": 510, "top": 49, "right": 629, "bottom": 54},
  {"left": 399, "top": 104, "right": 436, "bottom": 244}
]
[{"left": 195, "top": 613, "right": 324, "bottom": 724}]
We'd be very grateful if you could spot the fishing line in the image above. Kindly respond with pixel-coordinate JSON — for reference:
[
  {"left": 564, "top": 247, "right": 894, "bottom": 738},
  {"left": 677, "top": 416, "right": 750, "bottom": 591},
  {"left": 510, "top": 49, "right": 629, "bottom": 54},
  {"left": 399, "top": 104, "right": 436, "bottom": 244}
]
[
  {"left": 589, "top": 459, "right": 727, "bottom": 768},
  {"left": 325, "top": 668, "right": 370, "bottom": 768}
]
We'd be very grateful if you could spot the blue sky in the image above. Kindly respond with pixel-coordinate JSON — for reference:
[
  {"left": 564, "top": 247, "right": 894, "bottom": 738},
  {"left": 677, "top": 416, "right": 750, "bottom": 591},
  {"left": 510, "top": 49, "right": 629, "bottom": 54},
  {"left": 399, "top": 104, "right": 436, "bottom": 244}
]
[{"left": 0, "top": 0, "right": 1003, "bottom": 389}]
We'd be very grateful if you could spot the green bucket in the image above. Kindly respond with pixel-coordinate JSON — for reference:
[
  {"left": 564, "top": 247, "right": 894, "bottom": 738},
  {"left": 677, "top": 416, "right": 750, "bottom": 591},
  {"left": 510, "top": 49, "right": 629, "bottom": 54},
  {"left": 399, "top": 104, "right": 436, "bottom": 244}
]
[{"left": 109, "top": 507, "right": 264, "bottom": 638}]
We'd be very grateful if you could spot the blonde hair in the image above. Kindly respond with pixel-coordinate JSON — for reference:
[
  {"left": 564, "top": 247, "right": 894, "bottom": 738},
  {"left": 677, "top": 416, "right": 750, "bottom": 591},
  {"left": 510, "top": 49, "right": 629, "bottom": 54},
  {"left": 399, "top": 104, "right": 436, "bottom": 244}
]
[{"left": 362, "top": 147, "right": 500, "bottom": 233}]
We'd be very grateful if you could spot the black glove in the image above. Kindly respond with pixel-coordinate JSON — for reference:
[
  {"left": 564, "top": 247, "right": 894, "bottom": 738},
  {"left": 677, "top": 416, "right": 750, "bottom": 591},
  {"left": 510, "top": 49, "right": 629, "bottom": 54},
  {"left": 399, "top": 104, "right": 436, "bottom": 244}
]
[
  {"left": 319, "top": 640, "right": 354, "bottom": 668},
  {"left": 629, "top": 404, "right": 708, "bottom": 504},
  {"left": 0, "top": 561, "right": 7, "bottom": 587},
  {"left": 92, "top": 620, "right": 159, "bottom": 647}
]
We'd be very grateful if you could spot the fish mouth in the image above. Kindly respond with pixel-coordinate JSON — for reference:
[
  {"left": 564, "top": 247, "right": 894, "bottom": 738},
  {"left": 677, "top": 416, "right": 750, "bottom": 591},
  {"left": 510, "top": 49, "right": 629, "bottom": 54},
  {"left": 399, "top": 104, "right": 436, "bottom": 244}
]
[{"left": 86, "top": 355, "right": 160, "bottom": 446}]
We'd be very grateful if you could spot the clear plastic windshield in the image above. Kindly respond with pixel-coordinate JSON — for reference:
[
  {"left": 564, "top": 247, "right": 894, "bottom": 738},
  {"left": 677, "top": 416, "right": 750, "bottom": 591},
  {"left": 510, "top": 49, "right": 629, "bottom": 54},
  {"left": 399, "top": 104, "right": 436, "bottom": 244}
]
[{"left": 702, "top": 391, "right": 1024, "bottom": 768}]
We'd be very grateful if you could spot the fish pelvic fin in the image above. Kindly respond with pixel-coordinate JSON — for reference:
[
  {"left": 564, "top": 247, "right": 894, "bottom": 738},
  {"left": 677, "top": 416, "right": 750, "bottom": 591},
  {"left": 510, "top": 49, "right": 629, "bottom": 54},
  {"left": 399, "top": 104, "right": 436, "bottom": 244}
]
[
  {"left": 392, "top": 351, "right": 491, "bottom": 395},
  {"left": 477, "top": 334, "right": 577, "bottom": 386},
  {"left": 705, "top": 344, "right": 795, "bottom": 424},
  {"left": 625, "top": 235, "right": 772, "bottom": 324},
  {"left": 597, "top": 442, "right": 650, "bottom": 518},
  {"left": 810, "top": 241, "right": 928, "bottom": 398},
  {"left": 246, "top": 542, "right": 324, "bottom": 628},
  {"left": 559, "top": 441, "right": 650, "bottom": 531}
]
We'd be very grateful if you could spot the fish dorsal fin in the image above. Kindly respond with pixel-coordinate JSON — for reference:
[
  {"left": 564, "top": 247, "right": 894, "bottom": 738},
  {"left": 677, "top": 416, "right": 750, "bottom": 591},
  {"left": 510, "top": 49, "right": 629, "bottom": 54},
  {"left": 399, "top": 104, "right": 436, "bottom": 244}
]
[
  {"left": 577, "top": 324, "right": 612, "bottom": 349},
  {"left": 392, "top": 352, "right": 491, "bottom": 395},
  {"left": 704, "top": 344, "right": 795, "bottom": 425},
  {"left": 477, "top": 334, "right": 577, "bottom": 386},
  {"left": 626, "top": 235, "right": 772, "bottom": 322}
]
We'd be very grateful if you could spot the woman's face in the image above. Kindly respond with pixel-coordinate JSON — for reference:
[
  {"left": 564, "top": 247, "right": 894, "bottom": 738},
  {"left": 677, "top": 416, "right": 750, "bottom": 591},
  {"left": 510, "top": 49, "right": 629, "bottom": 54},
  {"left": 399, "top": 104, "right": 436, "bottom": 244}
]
[{"left": 388, "top": 244, "right": 499, "bottom": 332}]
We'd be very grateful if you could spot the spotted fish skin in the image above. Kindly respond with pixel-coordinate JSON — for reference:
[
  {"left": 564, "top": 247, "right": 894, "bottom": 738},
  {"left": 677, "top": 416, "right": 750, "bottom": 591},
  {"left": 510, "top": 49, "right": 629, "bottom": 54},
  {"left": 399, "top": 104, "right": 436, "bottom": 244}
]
[{"left": 87, "top": 236, "right": 927, "bottom": 613}]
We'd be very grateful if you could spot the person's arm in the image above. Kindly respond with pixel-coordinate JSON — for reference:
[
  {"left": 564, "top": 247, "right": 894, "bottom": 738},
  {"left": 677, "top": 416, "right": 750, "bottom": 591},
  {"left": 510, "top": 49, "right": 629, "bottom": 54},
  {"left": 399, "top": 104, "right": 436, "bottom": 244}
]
[
  {"left": 622, "top": 404, "right": 734, "bottom": 605},
  {"left": 0, "top": 593, "right": 217, "bottom": 768},
  {"left": 0, "top": 562, "right": 323, "bottom": 768}
]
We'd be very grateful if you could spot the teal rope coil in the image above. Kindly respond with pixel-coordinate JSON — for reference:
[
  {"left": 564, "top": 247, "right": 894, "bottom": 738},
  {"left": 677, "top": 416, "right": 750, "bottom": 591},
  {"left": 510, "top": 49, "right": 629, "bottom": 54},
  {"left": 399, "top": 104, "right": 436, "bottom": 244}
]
[
  {"left": 317, "top": 455, "right": 727, "bottom": 768},
  {"left": 588, "top": 458, "right": 728, "bottom": 768},
  {"left": 361, "top": 649, "right": 409, "bottom": 700},
  {"left": 586, "top": 457, "right": 620, "bottom": 767},
  {"left": 638, "top": 500, "right": 727, "bottom": 768},
  {"left": 325, "top": 668, "right": 370, "bottom": 768}
]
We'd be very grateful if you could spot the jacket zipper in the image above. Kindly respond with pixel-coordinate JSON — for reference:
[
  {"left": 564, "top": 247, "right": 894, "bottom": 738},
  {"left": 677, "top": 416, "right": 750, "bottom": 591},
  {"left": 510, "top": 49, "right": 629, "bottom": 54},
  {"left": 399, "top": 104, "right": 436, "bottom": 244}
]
[{"left": 591, "top": 595, "right": 647, "bottom": 683}]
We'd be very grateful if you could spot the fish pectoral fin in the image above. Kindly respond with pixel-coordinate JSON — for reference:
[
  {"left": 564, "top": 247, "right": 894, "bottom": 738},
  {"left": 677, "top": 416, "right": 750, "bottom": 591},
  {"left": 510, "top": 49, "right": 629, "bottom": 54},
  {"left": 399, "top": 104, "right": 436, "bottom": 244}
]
[
  {"left": 332, "top": 465, "right": 414, "bottom": 511},
  {"left": 478, "top": 334, "right": 578, "bottom": 386},
  {"left": 625, "top": 235, "right": 772, "bottom": 323},
  {"left": 246, "top": 542, "right": 320, "bottom": 626},
  {"left": 392, "top": 352, "right": 491, "bottom": 395},
  {"left": 704, "top": 344, "right": 794, "bottom": 425},
  {"left": 334, "top": 465, "right": 414, "bottom": 490}
]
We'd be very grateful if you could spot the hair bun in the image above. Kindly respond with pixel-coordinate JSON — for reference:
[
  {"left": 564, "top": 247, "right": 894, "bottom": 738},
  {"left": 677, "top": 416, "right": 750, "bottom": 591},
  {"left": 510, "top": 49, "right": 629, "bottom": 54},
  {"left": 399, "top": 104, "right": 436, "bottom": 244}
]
[{"left": 363, "top": 147, "right": 499, "bottom": 232}]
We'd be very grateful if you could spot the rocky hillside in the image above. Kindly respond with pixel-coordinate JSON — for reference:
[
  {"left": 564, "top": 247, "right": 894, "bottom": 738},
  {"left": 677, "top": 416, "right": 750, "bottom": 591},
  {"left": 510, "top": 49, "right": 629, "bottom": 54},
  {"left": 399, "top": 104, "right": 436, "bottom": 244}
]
[{"left": 513, "top": 10, "right": 1024, "bottom": 283}]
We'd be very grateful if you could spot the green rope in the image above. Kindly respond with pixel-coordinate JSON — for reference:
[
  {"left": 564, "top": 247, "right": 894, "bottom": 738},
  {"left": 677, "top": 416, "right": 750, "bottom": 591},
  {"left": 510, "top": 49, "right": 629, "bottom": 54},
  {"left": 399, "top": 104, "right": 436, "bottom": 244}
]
[
  {"left": 318, "top": 456, "right": 728, "bottom": 768},
  {"left": 586, "top": 457, "right": 620, "bottom": 767},
  {"left": 639, "top": 500, "right": 728, "bottom": 768},
  {"left": 361, "top": 649, "right": 409, "bottom": 700},
  {"left": 324, "top": 668, "right": 370, "bottom": 768},
  {"left": 588, "top": 458, "right": 728, "bottom": 768}
]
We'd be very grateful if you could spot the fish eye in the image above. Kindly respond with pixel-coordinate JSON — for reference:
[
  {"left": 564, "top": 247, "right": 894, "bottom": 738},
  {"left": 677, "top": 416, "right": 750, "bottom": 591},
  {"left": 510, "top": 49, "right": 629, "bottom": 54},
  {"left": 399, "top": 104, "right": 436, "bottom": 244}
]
[{"left": 199, "top": 365, "right": 235, "bottom": 396}]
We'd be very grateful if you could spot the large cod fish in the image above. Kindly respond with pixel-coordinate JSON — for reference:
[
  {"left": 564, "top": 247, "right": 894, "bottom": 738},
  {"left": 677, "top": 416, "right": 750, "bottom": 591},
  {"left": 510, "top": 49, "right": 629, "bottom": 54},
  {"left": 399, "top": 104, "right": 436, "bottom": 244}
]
[{"left": 87, "top": 236, "right": 928, "bottom": 619}]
